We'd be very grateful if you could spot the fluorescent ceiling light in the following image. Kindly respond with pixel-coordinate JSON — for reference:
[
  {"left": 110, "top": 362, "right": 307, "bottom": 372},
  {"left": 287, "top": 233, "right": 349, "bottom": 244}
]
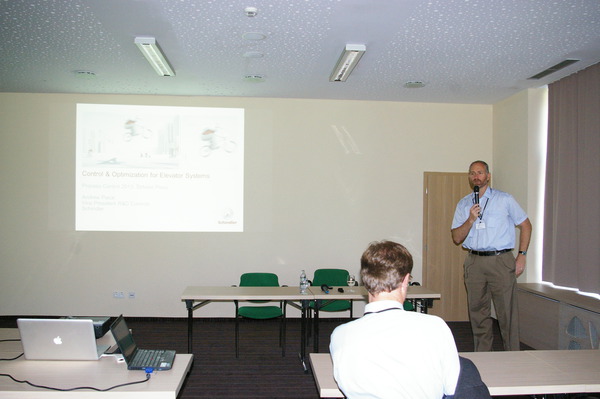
[
  {"left": 329, "top": 44, "right": 366, "bottom": 82},
  {"left": 134, "top": 37, "right": 175, "bottom": 77}
]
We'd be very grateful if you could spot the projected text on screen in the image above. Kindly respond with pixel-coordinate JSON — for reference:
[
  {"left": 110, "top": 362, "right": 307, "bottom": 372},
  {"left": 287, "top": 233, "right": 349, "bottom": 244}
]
[{"left": 76, "top": 104, "right": 244, "bottom": 232}]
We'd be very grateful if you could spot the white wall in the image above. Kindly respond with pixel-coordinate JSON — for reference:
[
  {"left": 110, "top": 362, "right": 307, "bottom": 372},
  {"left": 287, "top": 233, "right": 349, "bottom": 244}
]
[
  {"left": 0, "top": 93, "right": 492, "bottom": 317},
  {"left": 492, "top": 87, "right": 548, "bottom": 282}
]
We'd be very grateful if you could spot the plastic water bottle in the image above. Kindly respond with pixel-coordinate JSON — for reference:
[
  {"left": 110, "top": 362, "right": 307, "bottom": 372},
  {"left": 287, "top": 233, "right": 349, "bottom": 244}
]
[{"left": 299, "top": 270, "right": 308, "bottom": 293}]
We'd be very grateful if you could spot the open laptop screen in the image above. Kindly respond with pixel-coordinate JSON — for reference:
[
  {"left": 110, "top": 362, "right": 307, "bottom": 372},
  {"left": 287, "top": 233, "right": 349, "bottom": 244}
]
[{"left": 109, "top": 315, "right": 137, "bottom": 362}]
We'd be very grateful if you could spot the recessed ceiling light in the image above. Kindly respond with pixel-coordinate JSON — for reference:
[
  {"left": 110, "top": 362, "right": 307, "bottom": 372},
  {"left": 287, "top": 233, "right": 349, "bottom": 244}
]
[
  {"left": 244, "top": 74, "right": 265, "bottom": 82},
  {"left": 404, "top": 81, "right": 426, "bottom": 88},
  {"left": 74, "top": 70, "right": 96, "bottom": 79},
  {"left": 243, "top": 32, "right": 267, "bottom": 41},
  {"left": 243, "top": 51, "right": 264, "bottom": 58}
]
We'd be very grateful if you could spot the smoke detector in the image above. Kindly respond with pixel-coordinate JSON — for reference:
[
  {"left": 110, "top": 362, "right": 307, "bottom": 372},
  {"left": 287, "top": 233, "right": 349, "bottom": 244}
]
[{"left": 245, "top": 7, "right": 258, "bottom": 17}]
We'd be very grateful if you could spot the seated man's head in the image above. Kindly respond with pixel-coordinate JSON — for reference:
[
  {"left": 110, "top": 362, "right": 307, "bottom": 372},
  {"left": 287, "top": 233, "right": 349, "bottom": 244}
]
[{"left": 360, "top": 240, "right": 413, "bottom": 295}]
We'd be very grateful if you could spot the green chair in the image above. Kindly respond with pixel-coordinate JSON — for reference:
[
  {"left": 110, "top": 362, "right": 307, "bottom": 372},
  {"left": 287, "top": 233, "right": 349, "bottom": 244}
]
[
  {"left": 309, "top": 268, "right": 353, "bottom": 316},
  {"left": 234, "top": 272, "right": 286, "bottom": 357},
  {"left": 403, "top": 281, "right": 420, "bottom": 311},
  {"left": 308, "top": 268, "right": 352, "bottom": 351}
]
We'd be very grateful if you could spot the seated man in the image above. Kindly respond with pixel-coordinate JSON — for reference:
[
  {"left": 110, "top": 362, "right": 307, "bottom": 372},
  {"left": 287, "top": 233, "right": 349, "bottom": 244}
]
[{"left": 330, "top": 240, "right": 489, "bottom": 399}]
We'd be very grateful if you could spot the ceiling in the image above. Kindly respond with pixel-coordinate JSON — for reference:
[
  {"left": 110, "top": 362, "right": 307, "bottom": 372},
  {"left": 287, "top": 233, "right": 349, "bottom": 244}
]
[{"left": 1, "top": 0, "right": 600, "bottom": 105}]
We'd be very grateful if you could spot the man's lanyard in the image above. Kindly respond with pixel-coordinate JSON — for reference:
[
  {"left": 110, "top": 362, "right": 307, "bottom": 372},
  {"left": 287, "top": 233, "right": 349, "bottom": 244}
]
[{"left": 473, "top": 188, "right": 492, "bottom": 220}]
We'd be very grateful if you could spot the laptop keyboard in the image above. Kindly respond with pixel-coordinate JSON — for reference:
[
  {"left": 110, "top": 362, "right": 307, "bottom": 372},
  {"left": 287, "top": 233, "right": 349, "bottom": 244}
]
[{"left": 130, "top": 349, "right": 170, "bottom": 368}]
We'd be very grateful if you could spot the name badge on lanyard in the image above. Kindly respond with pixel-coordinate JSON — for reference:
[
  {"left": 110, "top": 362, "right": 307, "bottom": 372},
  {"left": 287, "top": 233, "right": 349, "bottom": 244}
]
[{"left": 474, "top": 193, "right": 490, "bottom": 231}]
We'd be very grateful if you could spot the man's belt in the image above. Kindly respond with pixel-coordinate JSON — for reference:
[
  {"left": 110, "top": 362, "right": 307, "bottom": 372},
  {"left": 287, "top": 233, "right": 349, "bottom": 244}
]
[{"left": 468, "top": 248, "right": 513, "bottom": 256}]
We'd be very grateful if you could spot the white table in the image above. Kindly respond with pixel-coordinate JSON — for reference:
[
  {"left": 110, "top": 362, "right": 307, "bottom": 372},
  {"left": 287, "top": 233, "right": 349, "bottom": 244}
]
[
  {"left": 0, "top": 328, "right": 193, "bottom": 398},
  {"left": 461, "top": 350, "right": 600, "bottom": 396},
  {"left": 181, "top": 286, "right": 313, "bottom": 369},
  {"left": 308, "top": 285, "right": 440, "bottom": 309},
  {"left": 310, "top": 350, "right": 600, "bottom": 398},
  {"left": 309, "top": 352, "right": 345, "bottom": 398}
]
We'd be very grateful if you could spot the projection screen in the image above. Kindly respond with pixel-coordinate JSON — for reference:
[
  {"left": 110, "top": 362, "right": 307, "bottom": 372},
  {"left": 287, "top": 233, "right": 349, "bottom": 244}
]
[{"left": 76, "top": 103, "right": 244, "bottom": 232}]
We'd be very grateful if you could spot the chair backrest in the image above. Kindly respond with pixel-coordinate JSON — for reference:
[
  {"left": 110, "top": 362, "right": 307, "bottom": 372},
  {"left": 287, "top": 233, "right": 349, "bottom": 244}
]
[
  {"left": 312, "top": 269, "right": 350, "bottom": 286},
  {"left": 239, "top": 272, "right": 280, "bottom": 287}
]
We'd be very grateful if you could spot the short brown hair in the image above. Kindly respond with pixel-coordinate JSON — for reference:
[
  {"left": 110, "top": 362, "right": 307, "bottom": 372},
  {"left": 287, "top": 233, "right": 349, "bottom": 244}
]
[{"left": 360, "top": 240, "right": 413, "bottom": 295}]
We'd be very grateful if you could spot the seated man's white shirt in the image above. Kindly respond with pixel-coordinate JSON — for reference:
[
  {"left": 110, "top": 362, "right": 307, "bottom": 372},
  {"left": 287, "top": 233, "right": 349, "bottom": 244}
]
[{"left": 330, "top": 300, "right": 460, "bottom": 399}]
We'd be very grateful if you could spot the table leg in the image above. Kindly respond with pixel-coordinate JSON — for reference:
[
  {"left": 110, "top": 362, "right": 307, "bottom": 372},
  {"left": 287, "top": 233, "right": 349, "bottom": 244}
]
[
  {"left": 185, "top": 299, "right": 194, "bottom": 353},
  {"left": 300, "top": 299, "right": 309, "bottom": 373},
  {"left": 314, "top": 300, "right": 321, "bottom": 353},
  {"left": 417, "top": 298, "right": 433, "bottom": 314}
]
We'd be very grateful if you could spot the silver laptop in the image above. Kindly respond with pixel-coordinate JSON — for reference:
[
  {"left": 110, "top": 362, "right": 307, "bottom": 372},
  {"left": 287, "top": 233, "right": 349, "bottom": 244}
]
[{"left": 17, "top": 318, "right": 110, "bottom": 360}]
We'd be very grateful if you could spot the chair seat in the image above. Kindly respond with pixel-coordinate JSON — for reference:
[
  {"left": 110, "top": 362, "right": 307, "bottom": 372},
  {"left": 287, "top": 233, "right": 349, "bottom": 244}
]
[
  {"left": 238, "top": 306, "right": 283, "bottom": 319},
  {"left": 310, "top": 300, "right": 351, "bottom": 312}
]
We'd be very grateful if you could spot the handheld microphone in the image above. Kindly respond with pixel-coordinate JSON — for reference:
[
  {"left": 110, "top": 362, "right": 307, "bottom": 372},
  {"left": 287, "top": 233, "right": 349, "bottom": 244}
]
[
  {"left": 473, "top": 185, "right": 480, "bottom": 205},
  {"left": 320, "top": 284, "right": 331, "bottom": 294}
]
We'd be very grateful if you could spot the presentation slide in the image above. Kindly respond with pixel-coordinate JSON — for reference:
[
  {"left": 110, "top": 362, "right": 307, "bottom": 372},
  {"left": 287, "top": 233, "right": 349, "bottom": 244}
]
[{"left": 75, "top": 104, "right": 244, "bottom": 232}]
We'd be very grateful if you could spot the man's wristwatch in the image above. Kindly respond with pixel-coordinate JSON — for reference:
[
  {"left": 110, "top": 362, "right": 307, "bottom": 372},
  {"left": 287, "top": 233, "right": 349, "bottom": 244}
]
[{"left": 518, "top": 250, "right": 527, "bottom": 255}]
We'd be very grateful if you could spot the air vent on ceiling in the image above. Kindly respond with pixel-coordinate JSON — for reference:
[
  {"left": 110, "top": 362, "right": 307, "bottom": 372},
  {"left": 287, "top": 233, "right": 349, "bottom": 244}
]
[
  {"left": 404, "top": 81, "right": 425, "bottom": 89},
  {"left": 528, "top": 59, "right": 580, "bottom": 80}
]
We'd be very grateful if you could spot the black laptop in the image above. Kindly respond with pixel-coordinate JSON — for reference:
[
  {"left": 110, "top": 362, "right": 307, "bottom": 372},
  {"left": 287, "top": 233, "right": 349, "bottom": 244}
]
[{"left": 109, "top": 315, "right": 175, "bottom": 371}]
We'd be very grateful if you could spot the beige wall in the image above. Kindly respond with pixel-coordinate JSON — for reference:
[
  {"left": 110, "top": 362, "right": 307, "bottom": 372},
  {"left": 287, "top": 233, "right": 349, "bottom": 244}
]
[{"left": 1, "top": 93, "right": 496, "bottom": 317}]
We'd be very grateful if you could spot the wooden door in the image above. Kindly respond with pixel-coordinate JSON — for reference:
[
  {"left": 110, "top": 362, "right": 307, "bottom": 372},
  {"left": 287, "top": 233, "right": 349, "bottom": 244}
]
[{"left": 422, "top": 172, "right": 471, "bottom": 321}]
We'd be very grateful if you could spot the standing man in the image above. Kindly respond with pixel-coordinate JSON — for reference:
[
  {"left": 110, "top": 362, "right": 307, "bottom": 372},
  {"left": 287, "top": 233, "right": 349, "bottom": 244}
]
[
  {"left": 451, "top": 160, "right": 532, "bottom": 352},
  {"left": 330, "top": 240, "right": 461, "bottom": 398}
]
